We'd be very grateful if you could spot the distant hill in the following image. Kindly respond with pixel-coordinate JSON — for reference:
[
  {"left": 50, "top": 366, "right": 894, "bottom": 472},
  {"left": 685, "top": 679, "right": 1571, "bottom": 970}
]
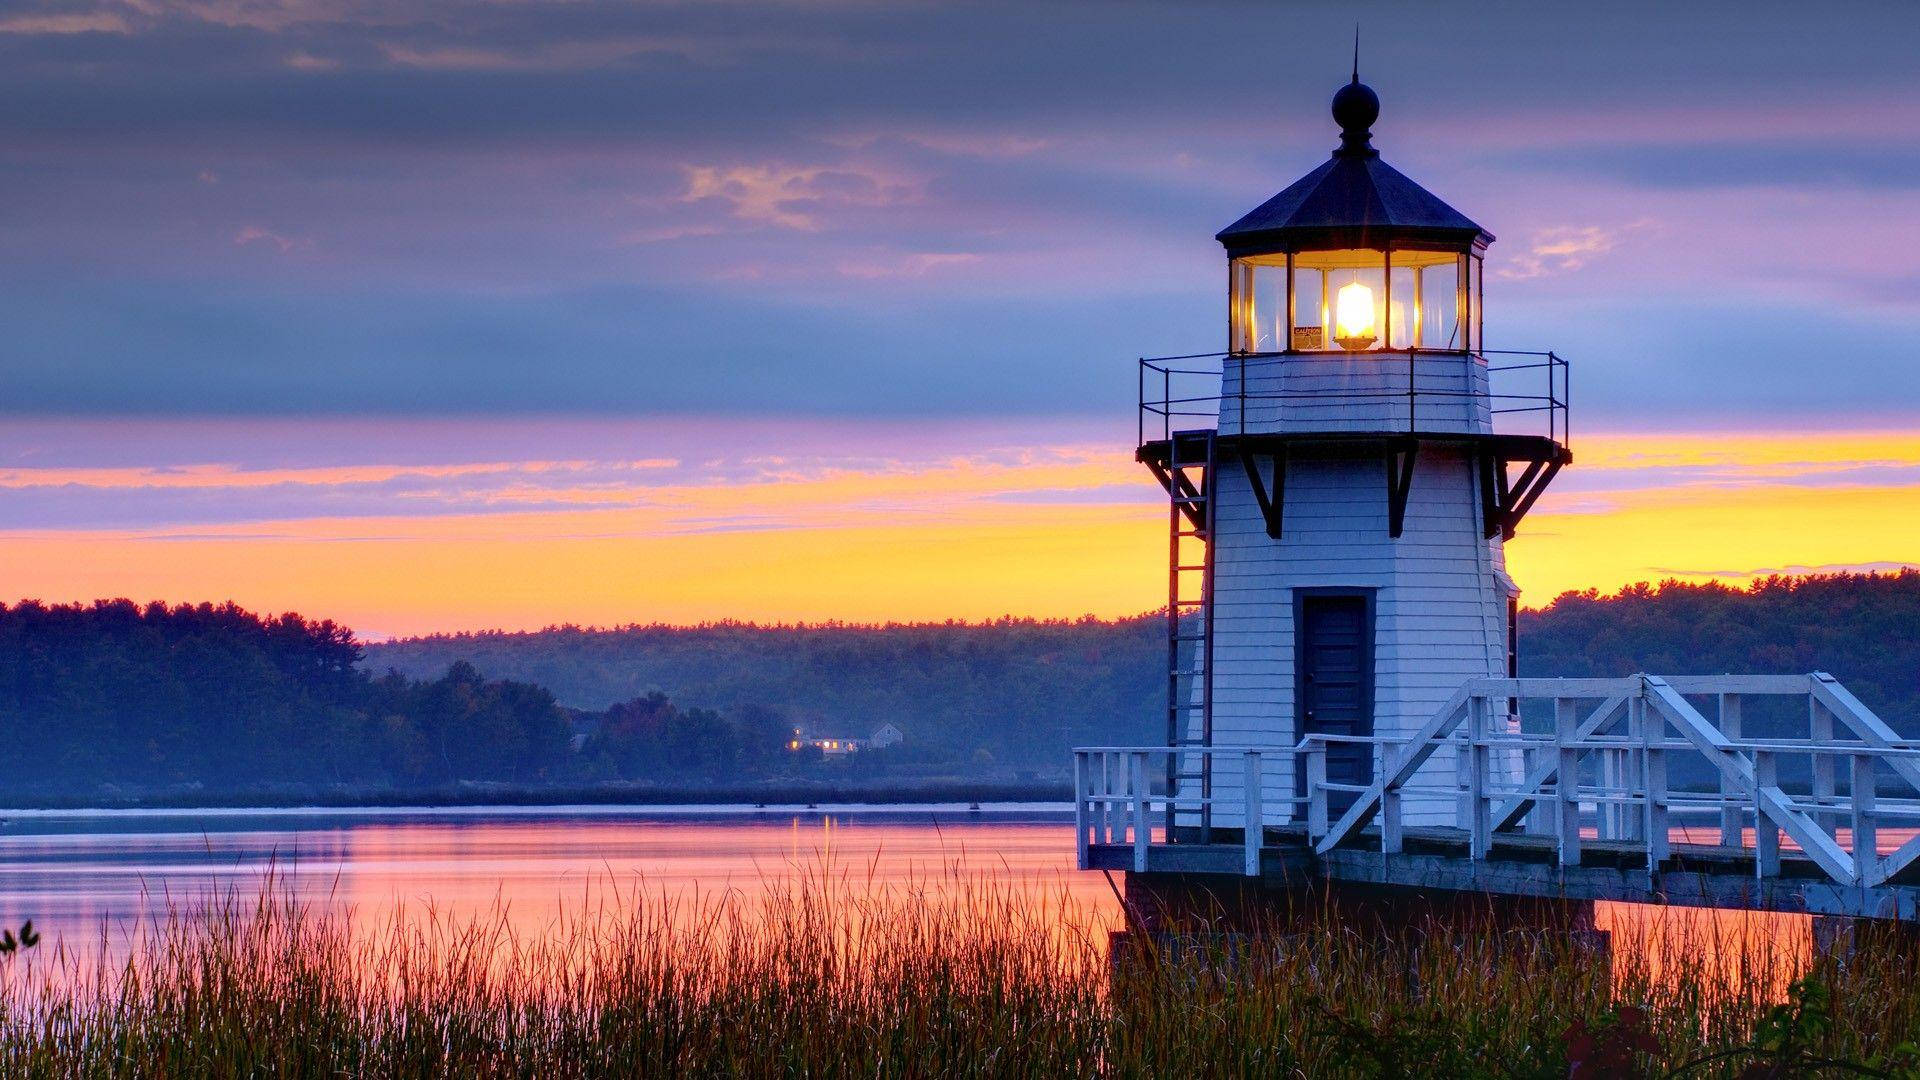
[
  {"left": 365, "top": 618, "right": 1169, "bottom": 769},
  {"left": 368, "top": 572, "right": 1920, "bottom": 768}
]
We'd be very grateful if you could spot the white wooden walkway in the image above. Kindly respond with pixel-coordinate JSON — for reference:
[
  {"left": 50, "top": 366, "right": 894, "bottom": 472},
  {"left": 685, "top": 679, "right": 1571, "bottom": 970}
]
[{"left": 1074, "top": 673, "right": 1920, "bottom": 920}]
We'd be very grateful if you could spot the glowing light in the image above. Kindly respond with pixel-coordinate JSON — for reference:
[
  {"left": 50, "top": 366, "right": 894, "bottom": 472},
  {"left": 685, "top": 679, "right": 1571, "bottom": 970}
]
[{"left": 1333, "top": 280, "right": 1377, "bottom": 350}]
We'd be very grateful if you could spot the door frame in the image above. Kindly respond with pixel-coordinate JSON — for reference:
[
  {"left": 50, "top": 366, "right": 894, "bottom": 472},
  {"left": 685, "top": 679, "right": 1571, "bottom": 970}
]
[{"left": 1292, "top": 586, "right": 1378, "bottom": 749}]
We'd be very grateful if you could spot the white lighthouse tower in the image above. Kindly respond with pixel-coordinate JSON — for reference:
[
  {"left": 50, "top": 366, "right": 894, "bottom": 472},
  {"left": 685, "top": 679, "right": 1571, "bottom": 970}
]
[{"left": 1142, "top": 73, "right": 1570, "bottom": 831}]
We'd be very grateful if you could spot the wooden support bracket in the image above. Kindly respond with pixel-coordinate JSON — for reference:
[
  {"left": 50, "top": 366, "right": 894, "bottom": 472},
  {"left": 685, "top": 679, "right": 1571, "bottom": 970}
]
[
  {"left": 1385, "top": 437, "right": 1419, "bottom": 539},
  {"left": 1239, "top": 446, "right": 1285, "bottom": 539}
]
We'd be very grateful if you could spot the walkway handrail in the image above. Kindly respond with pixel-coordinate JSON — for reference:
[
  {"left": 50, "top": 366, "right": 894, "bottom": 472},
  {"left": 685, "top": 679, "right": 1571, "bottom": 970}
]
[{"left": 1311, "top": 672, "right": 1919, "bottom": 888}]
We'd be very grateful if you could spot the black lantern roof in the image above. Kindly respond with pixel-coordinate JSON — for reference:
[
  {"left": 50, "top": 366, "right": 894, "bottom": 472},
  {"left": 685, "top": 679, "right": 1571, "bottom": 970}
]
[{"left": 1216, "top": 76, "right": 1492, "bottom": 258}]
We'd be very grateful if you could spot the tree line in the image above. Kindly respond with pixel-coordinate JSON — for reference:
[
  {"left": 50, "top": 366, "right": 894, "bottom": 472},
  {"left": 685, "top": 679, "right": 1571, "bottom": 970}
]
[
  {"left": 2, "top": 572, "right": 1916, "bottom": 801},
  {"left": 0, "top": 600, "right": 805, "bottom": 800}
]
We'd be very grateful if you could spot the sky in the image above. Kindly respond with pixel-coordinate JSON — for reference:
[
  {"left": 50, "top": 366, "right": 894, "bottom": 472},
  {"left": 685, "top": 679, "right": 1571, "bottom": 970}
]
[{"left": 1, "top": 0, "right": 1917, "bottom": 636}]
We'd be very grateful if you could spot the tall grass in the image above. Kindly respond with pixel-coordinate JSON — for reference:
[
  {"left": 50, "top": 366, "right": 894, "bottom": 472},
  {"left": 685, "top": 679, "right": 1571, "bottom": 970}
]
[{"left": 0, "top": 874, "right": 1916, "bottom": 1077}]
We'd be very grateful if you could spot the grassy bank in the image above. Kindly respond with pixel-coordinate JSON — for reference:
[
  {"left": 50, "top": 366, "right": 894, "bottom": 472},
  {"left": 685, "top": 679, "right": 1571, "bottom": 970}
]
[{"left": 1, "top": 880, "right": 1917, "bottom": 1077}]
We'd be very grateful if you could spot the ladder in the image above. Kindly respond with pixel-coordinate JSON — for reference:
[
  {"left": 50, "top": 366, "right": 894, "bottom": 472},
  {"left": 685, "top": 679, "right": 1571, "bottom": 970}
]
[{"left": 1163, "top": 430, "right": 1216, "bottom": 838}]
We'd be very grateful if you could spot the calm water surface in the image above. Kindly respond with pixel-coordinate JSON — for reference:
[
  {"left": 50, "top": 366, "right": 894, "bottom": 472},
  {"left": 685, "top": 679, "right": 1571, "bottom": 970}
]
[
  {"left": 0, "top": 804, "right": 1119, "bottom": 947},
  {"left": 0, "top": 804, "right": 1813, "bottom": 987}
]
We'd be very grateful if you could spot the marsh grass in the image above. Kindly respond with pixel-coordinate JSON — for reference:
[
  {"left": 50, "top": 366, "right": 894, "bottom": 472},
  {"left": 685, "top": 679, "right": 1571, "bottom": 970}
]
[{"left": 0, "top": 873, "right": 1917, "bottom": 1077}]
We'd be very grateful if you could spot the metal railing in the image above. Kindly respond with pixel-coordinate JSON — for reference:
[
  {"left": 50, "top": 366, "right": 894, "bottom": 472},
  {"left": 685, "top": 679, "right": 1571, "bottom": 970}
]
[
  {"left": 1137, "top": 349, "right": 1568, "bottom": 449},
  {"left": 1076, "top": 673, "right": 1920, "bottom": 890}
]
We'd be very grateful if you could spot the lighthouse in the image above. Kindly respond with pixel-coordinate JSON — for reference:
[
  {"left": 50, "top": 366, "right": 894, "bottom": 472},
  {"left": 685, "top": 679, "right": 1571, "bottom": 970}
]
[{"left": 1141, "top": 72, "right": 1570, "bottom": 832}]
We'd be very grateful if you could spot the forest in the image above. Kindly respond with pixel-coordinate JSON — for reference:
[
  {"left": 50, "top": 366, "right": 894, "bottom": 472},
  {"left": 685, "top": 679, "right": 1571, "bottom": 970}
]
[{"left": 1, "top": 572, "right": 1915, "bottom": 803}]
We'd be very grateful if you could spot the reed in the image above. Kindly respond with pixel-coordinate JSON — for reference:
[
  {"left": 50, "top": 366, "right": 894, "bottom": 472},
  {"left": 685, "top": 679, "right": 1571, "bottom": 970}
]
[{"left": 0, "top": 874, "right": 1916, "bottom": 1078}]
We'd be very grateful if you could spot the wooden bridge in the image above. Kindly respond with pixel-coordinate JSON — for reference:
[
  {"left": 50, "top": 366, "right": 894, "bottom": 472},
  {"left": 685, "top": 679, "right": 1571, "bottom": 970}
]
[{"left": 1075, "top": 674, "right": 1920, "bottom": 920}]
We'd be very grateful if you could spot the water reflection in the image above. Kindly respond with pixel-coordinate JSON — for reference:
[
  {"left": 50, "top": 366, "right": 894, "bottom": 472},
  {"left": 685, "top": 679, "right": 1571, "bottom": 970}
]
[{"left": 0, "top": 805, "right": 1832, "bottom": 998}]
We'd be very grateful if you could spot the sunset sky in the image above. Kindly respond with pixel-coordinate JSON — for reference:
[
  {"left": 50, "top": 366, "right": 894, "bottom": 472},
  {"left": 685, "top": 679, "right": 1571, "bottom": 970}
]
[{"left": 2, "top": 0, "right": 1917, "bottom": 637}]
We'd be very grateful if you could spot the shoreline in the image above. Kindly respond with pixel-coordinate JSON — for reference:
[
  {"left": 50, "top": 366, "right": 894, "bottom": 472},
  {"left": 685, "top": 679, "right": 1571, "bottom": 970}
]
[{"left": 0, "top": 780, "right": 1074, "bottom": 815}]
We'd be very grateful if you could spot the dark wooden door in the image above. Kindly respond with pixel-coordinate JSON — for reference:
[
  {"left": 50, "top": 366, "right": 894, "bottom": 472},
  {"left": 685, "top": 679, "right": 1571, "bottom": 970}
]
[{"left": 1297, "top": 594, "right": 1373, "bottom": 813}]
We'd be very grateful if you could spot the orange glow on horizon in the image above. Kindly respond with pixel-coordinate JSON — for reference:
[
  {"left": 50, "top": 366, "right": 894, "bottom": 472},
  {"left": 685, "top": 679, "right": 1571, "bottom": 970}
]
[{"left": 0, "top": 428, "right": 1911, "bottom": 636}]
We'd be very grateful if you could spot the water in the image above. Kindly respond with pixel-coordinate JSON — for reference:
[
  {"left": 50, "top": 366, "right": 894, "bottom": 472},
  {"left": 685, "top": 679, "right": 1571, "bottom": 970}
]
[
  {"left": 0, "top": 803, "right": 1121, "bottom": 953},
  {"left": 0, "top": 803, "right": 1811, "bottom": 992}
]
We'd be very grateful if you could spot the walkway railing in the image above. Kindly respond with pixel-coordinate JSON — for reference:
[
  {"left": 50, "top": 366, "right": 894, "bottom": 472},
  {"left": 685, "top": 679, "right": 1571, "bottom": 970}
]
[
  {"left": 1076, "top": 673, "right": 1920, "bottom": 890},
  {"left": 1136, "top": 349, "right": 1568, "bottom": 448}
]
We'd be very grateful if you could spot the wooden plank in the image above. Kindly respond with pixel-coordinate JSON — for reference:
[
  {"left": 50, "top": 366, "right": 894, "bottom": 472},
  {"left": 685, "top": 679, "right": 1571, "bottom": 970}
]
[
  {"left": 1661, "top": 674, "right": 1813, "bottom": 695},
  {"left": 1645, "top": 677, "right": 1854, "bottom": 884}
]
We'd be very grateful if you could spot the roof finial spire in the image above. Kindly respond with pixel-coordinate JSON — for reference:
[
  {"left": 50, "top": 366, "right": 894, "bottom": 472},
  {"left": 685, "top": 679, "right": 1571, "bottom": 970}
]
[{"left": 1330, "top": 37, "right": 1379, "bottom": 159}]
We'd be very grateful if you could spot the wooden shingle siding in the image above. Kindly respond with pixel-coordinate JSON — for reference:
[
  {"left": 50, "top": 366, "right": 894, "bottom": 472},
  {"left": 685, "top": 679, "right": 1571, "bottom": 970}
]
[{"left": 1194, "top": 440, "right": 1511, "bottom": 828}]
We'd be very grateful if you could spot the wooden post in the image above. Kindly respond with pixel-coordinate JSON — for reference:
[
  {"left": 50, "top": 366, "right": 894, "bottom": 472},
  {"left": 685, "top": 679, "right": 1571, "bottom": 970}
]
[
  {"left": 1380, "top": 745, "right": 1404, "bottom": 854},
  {"left": 1755, "top": 750, "right": 1780, "bottom": 878},
  {"left": 1811, "top": 696, "right": 1836, "bottom": 830},
  {"left": 1645, "top": 704, "right": 1669, "bottom": 873},
  {"left": 1073, "top": 751, "right": 1089, "bottom": 867},
  {"left": 1624, "top": 696, "right": 1646, "bottom": 842},
  {"left": 1555, "top": 697, "right": 1582, "bottom": 867},
  {"left": 1719, "top": 693, "right": 1744, "bottom": 847},
  {"left": 1469, "top": 694, "right": 1491, "bottom": 859},
  {"left": 1131, "top": 752, "right": 1150, "bottom": 872},
  {"left": 1852, "top": 753, "right": 1877, "bottom": 887},
  {"left": 1307, "top": 743, "right": 1328, "bottom": 841},
  {"left": 1243, "top": 751, "right": 1262, "bottom": 876}
]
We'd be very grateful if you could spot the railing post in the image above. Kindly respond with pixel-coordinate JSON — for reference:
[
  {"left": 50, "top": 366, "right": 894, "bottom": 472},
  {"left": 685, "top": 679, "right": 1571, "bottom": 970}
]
[
  {"left": 1380, "top": 744, "right": 1404, "bottom": 854},
  {"left": 1406, "top": 348, "right": 1417, "bottom": 432},
  {"left": 1468, "top": 694, "right": 1491, "bottom": 859},
  {"left": 1719, "top": 693, "right": 1744, "bottom": 847},
  {"left": 1623, "top": 695, "right": 1647, "bottom": 842},
  {"left": 1811, "top": 694, "right": 1836, "bottom": 830},
  {"left": 1755, "top": 750, "right": 1780, "bottom": 879},
  {"left": 1644, "top": 702, "right": 1669, "bottom": 873},
  {"left": 1073, "top": 751, "right": 1089, "bottom": 867},
  {"left": 1131, "top": 751, "right": 1150, "bottom": 873},
  {"left": 1555, "top": 696, "right": 1582, "bottom": 868},
  {"left": 1307, "top": 742, "right": 1328, "bottom": 841},
  {"left": 1243, "top": 751, "right": 1262, "bottom": 876},
  {"left": 1852, "top": 753, "right": 1878, "bottom": 887}
]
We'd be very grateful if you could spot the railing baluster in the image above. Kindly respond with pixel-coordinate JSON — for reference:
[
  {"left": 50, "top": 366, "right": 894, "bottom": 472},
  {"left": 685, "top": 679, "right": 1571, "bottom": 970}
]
[
  {"left": 1852, "top": 753, "right": 1878, "bottom": 886},
  {"left": 1380, "top": 745, "right": 1403, "bottom": 854},
  {"left": 1645, "top": 705, "right": 1669, "bottom": 873},
  {"left": 1131, "top": 751, "right": 1149, "bottom": 873},
  {"left": 1469, "top": 695, "right": 1491, "bottom": 859},
  {"left": 1555, "top": 697, "right": 1582, "bottom": 867},
  {"left": 1103, "top": 752, "right": 1120, "bottom": 845},
  {"left": 1307, "top": 743, "right": 1328, "bottom": 841},
  {"left": 1811, "top": 695, "right": 1836, "bottom": 831},
  {"left": 1755, "top": 750, "right": 1780, "bottom": 878},
  {"left": 1243, "top": 751, "right": 1262, "bottom": 876},
  {"left": 1720, "top": 693, "right": 1744, "bottom": 847}
]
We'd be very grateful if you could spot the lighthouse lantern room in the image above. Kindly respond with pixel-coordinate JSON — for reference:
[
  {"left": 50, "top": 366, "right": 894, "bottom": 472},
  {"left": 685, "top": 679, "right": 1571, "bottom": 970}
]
[{"left": 1139, "top": 71, "right": 1571, "bottom": 835}]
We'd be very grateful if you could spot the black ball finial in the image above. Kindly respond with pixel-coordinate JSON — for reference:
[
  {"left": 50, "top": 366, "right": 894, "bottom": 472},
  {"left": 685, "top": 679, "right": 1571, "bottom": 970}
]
[{"left": 1331, "top": 79, "right": 1379, "bottom": 157}]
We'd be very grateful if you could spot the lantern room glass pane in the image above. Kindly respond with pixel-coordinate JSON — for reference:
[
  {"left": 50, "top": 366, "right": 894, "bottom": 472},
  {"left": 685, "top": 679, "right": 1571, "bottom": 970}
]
[
  {"left": 1384, "top": 249, "right": 1466, "bottom": 351},
  {"left": 1292, "top": 249, "right": 1385, "bottom": 352},
  {"left": 1230, "top": 256, "right": 1287, "bottom": 353}
]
